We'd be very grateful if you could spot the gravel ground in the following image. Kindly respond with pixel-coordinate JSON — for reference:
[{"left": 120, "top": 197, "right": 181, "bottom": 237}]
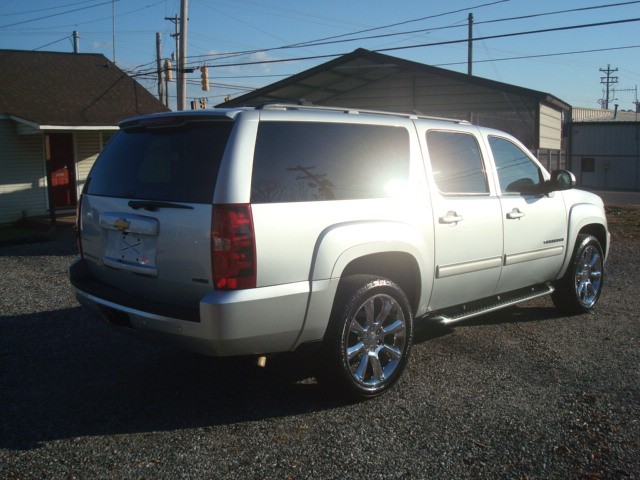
[{"left": 0, "top": 225, "right": 638, "bottom": 479}]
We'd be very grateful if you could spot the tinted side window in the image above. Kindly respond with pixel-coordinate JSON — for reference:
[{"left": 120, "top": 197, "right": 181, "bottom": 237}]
[
  {"left": 86, "top": 121, "right": 233, "bottom": 203},
  {"left": 489, "top": 136, "right": 543, "bottom": 194},
  {"left": 251, "top": 122, "right": 409, "bottom": 203},
  {"left": 426, "top": 130, "right": 488, "bottom": 194}
]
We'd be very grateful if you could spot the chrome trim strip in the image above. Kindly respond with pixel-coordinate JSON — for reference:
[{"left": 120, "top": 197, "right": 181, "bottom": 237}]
[
  {"left": 436, "top": 256, "right": 503, "bottom": 279},
  {"left": 504, "top": 245, "right": 564, "bottom": 266}
]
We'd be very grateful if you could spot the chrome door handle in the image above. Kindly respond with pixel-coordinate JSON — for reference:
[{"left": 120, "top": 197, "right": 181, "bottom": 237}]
[
  {"left": 506, "top": 209, "right": 525, "bottom": 220},
  {"left": 439, "top": 211, "right": 463, "bottom": 224}
]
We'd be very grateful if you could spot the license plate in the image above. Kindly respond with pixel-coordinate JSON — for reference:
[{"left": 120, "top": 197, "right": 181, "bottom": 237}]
[{"left": 103, "top": 230, "right": 158, "bottom": 275}]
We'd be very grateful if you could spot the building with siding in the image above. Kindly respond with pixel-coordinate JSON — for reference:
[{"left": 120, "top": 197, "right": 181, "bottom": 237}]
[
  {"left": 219, "top": 48, "right": 570, "bottom": 171},
  {"left": 569, "top": 107, "right": 640, "bottom": 190},
  {"left": 0, "top": 49, "right": 169, "bottom": 225}
]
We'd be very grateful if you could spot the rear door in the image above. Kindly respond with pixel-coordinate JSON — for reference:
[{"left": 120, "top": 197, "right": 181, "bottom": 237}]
[
  {"left": 46, "top": 132, "right": 76, "bottom": 209},
  {"left": 420, "top": 128, "right": 503, "bottom": 311},
  {"left": 79, "top": 115, "right": 235, "bottom": 309}
]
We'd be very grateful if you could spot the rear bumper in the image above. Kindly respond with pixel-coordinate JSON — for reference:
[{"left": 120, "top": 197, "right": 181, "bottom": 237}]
[{"left": 69, "top": 258, "right": 310, "bottom": 356}]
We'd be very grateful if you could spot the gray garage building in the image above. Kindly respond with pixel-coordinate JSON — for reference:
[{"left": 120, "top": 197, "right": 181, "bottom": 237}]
[
  {"left": 219, "top": 48, "right": 570, "bottom": 172},
  {"left": 569, "top": 107, "right": 640, "bottom": 190}
]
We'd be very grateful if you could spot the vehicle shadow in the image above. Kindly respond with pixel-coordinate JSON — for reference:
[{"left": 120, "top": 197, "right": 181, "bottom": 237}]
[
  {"left": 0, "top": 308, "right": 343, "bottom": 451},
  {"left": 0, "top": 302, "right": 565, "bottom": 451}
]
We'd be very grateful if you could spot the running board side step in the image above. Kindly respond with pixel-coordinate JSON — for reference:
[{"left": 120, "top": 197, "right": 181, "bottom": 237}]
[{"left": 426, "top": 284, "right": 554, "bottom": 325}]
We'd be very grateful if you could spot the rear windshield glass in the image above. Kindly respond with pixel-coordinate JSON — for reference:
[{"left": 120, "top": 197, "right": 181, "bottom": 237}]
[
  {"left": 251, "top": 121, "right": 410, "bottom": 203},
  {"left": 85, "top": 120, "right": 233, "bottom": 204}
]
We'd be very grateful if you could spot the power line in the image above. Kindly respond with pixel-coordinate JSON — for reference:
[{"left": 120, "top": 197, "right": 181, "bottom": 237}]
[
  {"left": 0, "top": 0, "right": 120, "bottom": 29},
  {"left": 182, "top": 1, "right": 640, "bottom": 65},
  {"left": 126, "top": 1, "right": 509, "bottom": 74},
  {"left": 131, "top": 16, "right": 640, "bottom": 74},
  {"left": 180, "top": 1, "right": 507, "bottom": 65},
  {"left": 32, "top": 35, "right": 71, "bottom": 51},
  {"left": 282, "top": 0, "right": 640, "bottom": 53},
  {"left": 2, "top": 0, "right": 107, "bottom": 17},
  {"left": 281, "top": 0, "right": 509, "bottom": 49},
  {"left": 0, "top": 1, "right": 164, "bottom": 32},
  {"left": 478, "top": 1, "right": 640, "bottom": 26},
  {"left": 375, "top": 17, "right": 640, "bottom": 56},
  {"left": 434, "top": 44, "right": 640, "bottom": 67}
]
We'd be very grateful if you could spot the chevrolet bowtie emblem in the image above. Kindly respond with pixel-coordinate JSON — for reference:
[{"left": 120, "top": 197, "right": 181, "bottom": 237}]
[{"left": 113, "top": 218, "right": 131, "bottom": 231}]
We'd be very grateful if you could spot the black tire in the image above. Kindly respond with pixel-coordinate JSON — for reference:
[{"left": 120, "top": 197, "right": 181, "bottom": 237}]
[
  {"left": 317, "top": 275, "right": 414, "bottom": 399},
  {"left": 552, "top": 234, "right": 604, "bottom": 314}
]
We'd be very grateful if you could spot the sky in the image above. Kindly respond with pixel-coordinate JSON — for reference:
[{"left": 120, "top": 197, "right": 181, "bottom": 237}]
[{"left": 1, "top": 0, "right": 639, "bottom": 111}]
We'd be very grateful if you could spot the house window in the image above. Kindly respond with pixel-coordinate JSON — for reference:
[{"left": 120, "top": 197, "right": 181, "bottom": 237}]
[{"left": 581, "top": 157, "right": 595, "bottom": 173}]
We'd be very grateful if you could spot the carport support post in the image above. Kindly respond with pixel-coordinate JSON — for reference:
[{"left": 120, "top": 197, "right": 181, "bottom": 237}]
[{"left": 43, "top": 134, "right": 57, "bottom": 227}]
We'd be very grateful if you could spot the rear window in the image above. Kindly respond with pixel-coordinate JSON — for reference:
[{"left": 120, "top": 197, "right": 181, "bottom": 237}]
[
  {"left": 251, "top": 121, "right": 410, "bottom": 203},
  {"left": 426, "top": 130, "right": 488, "bottom": 195},
  {"left": 85, "top": 120, "right": 233, "bottom": 204}
]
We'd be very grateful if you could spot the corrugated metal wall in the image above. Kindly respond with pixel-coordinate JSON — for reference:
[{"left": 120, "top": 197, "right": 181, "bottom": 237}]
[
  {"left": 539, "top": 104, "right": 563, "bottom": 150},
  {"left": 0, "top": 120, "right": 47, "bottom": 224},
  {"left": 570, "top": 122, "right": 640, "bottom": 190},
  {"left": 322, "top": 71, "right": 543, "bottom": 150}
]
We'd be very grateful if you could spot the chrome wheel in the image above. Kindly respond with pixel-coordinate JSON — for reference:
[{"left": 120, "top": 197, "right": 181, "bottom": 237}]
[
  {"left": 345, "top": 293, "right": 407, "bottom": 388},
  {"left": 318, "top": 275, "right": 413, "bottom": 399},
  {"left": 574, "top": 243, "right": 603, "bottom": 309},
  {"left": 552, "top": 234, "right": 605, "bottom": 314}
]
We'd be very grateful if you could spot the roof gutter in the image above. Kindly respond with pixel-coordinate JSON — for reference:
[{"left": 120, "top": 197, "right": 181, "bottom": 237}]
[{"left": 6, "top": 114, "right": 119, "bottom": 132}]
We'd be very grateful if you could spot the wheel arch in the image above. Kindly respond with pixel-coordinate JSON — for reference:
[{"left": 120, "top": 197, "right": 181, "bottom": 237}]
[
  {"left": 294, "top": 221, "right": 433, "bottom": 349},
  {"left": 558, "top": 203, "right": 610, "bottom": 279},
  {"left": 339, "top": 252, "right": 422, "bottom": 316},
  {"left": 578, "top": 223, "right": 608, "bottom": 258}
]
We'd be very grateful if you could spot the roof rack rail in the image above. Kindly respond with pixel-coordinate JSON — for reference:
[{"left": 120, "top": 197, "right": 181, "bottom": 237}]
[{"left": 255, "top": 102, "right": 470, "bottom": 124}]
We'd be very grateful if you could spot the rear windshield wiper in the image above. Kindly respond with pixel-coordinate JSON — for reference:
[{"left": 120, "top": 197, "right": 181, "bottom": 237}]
[{"left": 128, "top": 200, "right": 194, "bottom": 211}]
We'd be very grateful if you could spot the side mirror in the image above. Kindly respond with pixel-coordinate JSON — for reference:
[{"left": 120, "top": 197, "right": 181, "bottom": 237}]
[{"left": 550, "top": 170, "right": 576, "bottom": 191}]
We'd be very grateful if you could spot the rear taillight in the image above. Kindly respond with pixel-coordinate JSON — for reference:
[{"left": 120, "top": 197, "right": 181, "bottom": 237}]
[
  {"left": 212, "top": 204, "right": 256, "bottom": 290},
  {"left": 75, "top": 194, "right": 83, "bottom": 257}
]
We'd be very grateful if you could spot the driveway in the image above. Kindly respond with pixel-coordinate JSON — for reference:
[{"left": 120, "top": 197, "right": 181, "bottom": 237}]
[
  {"left": 592, "top": 190, "right": 640, "bottom": 206},
  {"left": 1, "top": 228, "right": 638, "bottom": 479}
]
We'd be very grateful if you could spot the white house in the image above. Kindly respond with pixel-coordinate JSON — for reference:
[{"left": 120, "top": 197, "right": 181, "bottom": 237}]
[{"left": 0, "top": 49, "right": 169, "bottom": 225}]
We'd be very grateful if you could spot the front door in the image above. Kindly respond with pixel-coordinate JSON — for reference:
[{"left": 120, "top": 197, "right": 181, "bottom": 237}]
[
  {"left": 46, "top": 133, "right": 76, "bottom": 209},
  {"left": 486, "top": 135, "right": 567, "bottom": 294}
]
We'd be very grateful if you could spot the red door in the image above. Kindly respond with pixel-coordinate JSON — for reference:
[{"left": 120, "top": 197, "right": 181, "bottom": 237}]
[{"left": 46, "top": 133, "right": 76, "bottom": 209}]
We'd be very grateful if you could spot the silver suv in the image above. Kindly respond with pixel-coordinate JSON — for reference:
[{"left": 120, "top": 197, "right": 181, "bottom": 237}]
[{"left": 70, "top": 104, "right": 610, "bottom": 398}]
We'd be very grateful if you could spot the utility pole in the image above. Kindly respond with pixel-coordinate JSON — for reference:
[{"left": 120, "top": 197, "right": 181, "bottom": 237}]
[
  {"left": 467, "top": 13, "right": 473, "bottom": 76},
  {"left": 164, "top": 59, "right": 170, "bottom": 107},
  {"left": 73, "top": 30, "right": 79, "bottom": 53},
  {"left": 112, "top": 0, "right": 116, "bottom": 63},
  {"left": 165, "top": 15, "right": 180, "bottom": 110},
  {"left": 599, "top": 64, "right": 619, "bottom": 109},
  {"left": 156, "top": 32, "right": 164, "bottom": 103},
  {"left": 178, "top": 0, "right": 188, "bottom": 111},
  {"left": 165, "top": 15, "right": 180, "bottom": 68}
]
